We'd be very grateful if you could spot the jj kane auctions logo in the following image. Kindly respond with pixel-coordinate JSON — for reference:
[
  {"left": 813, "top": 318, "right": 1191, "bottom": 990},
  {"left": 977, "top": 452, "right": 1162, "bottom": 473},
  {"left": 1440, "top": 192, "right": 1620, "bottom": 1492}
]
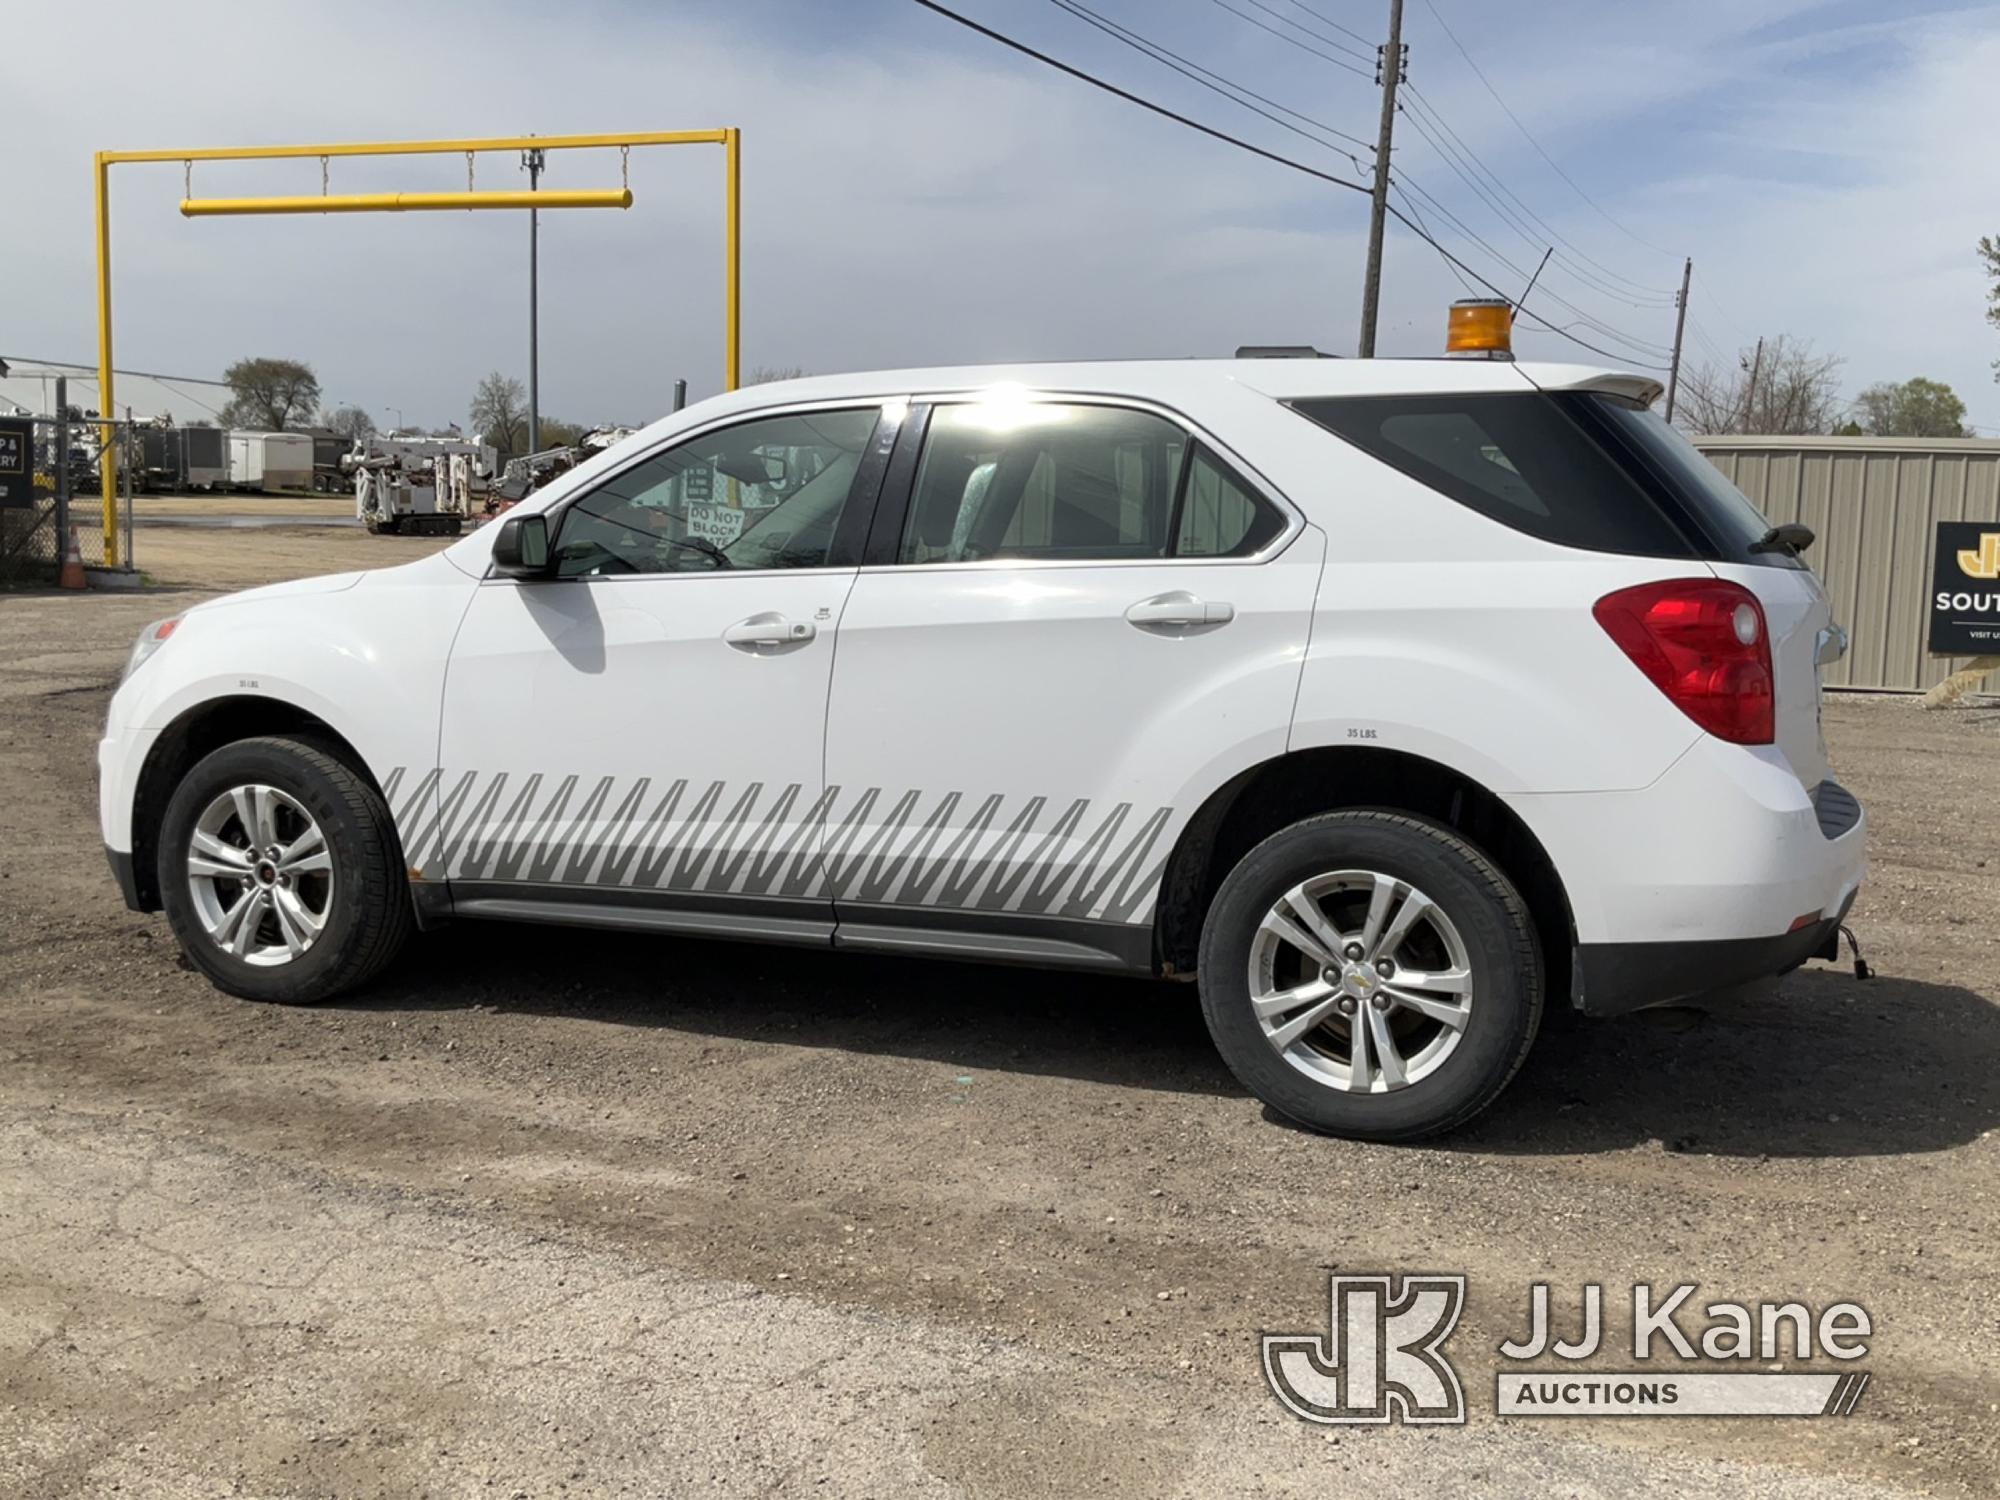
[{"left": 1263, "top": 1276, "right": 1872, "bottom": 1424}]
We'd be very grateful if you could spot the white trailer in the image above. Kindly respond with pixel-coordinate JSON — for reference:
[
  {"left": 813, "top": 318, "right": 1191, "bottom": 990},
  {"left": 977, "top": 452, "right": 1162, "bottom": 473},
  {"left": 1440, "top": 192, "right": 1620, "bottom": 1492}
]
[
  {"left": 258, "top": 432, "right": 312, "bottom": 491},
  {"left": 227, "top": 431, "right": 262, "bottom": 491},
  {"left": 226, "top": 431, "right": 314, "bottom": 493}
]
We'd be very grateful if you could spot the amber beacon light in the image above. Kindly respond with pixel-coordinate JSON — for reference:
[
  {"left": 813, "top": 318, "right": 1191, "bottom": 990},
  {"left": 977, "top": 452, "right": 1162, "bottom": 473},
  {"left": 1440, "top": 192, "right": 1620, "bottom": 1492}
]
[{"left": 1445, "top": 297, "right": 1515, "bottom": 358}]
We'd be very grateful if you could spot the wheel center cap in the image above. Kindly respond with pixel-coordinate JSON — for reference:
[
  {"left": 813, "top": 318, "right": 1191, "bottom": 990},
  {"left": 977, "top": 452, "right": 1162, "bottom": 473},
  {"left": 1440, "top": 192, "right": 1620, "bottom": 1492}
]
[
  {"left": 254, "top": 861, "right": 277, "bottom": 886},
  {"left": 1341, "top": 963, "right": 1375, "bottom": 997}
]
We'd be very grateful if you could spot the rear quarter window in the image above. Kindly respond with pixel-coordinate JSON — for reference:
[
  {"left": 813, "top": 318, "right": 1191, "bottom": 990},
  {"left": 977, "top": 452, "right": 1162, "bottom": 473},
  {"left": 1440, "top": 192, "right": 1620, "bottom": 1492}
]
[{"left": 1292, "top": 393, "right": 1700, "bottom": 558}]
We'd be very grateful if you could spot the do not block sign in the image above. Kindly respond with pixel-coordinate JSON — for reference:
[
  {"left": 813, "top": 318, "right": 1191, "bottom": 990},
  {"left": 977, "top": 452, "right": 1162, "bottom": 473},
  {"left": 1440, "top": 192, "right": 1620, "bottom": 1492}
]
[{"left": 1930, "top": 522, "right": 2000, "bottom": 655}]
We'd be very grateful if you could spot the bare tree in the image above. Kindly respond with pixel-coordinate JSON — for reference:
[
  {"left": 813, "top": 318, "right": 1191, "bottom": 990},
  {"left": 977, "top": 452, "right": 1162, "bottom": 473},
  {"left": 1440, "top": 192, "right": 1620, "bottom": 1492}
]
[
  {"left": 1674, "top": 335, "right": 1845, "bottom": 436},
  {"left": 746, "top": 365, "right": 810, "bottom": 385},
  {"left": 319, "top": 404, "right": 378, "bottom": 444},
  {"left": 469, "top": 372, "right": 528, "bottom": 454}
]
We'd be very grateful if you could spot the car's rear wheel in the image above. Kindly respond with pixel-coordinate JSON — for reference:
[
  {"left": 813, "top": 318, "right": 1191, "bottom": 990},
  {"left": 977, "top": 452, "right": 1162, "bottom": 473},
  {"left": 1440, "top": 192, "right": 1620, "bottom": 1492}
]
[
  {"left": 157, "top": 735, "right": 413, "bottom": 1003},
  {"left": 1197, "top": 811, "right": 1542, "bottom": 1141}
]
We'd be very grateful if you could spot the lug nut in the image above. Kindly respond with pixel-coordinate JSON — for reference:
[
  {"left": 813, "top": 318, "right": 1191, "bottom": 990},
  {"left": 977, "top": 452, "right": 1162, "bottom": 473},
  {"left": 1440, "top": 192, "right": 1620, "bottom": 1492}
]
[
  {"left": 1343, "top": 942, "right": 1364, "bottom": 961},
  {"left": 1337, "top": 996, "right": 1358, "bottom": 1015},
  {"left": 1376, "top": 958, "right": 1396, "bottom": 977},
  {"left": 1371, "top": 994, "right": 1392, "bottom": 1011},
  {"left": 1322, "top": 967, "right": 1338, "bottom": 983}
]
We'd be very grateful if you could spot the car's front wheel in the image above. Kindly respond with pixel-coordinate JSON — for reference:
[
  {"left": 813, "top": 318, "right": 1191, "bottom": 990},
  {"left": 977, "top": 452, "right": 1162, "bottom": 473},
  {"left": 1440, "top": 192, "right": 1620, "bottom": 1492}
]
[
  {"left": 157, "top": 735, "right": 414, "bottom": 1003},
  {"left": 1198, "top": 811, "right": 1542, "bottom": 1141}
]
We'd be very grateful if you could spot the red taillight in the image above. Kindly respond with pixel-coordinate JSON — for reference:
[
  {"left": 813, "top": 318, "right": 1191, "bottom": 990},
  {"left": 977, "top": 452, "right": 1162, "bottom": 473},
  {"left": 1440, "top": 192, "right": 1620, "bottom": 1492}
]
[{"left": 1593, "top": 579, "right": 1774, "bottom": 745}]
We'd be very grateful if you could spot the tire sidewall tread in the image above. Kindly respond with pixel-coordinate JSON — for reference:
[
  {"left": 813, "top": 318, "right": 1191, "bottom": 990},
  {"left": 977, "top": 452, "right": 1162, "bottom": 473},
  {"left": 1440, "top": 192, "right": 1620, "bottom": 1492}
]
[
  {"left": 156, "top": 735, "right": 413, "bottom": 1004},
  {"left": 1197, "top": 809, "right": 1542, "bottom": 1141}
]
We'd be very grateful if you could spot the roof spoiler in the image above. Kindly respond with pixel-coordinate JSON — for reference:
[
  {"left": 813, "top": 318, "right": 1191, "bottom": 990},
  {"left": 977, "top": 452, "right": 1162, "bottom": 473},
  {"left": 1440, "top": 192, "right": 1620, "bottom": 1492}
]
[{"left": 1234, "top": 345, "right": 1339, "bottom": 360}]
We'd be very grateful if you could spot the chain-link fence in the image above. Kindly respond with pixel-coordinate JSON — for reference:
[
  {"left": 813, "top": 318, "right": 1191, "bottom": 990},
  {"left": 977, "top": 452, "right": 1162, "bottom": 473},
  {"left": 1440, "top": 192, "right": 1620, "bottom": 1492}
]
[{"left": 0, "top": 417, "right": 136, "bottom": 586}]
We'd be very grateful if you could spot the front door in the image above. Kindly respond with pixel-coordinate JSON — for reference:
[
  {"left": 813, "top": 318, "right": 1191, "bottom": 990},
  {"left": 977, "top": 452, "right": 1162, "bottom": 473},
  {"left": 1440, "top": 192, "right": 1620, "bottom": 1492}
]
[
  {"left": 821, "top": 395, "right": 1324, "bottom": 968},
  {"left": 433, "top": 402, "right": 896, "bottom": 940}
]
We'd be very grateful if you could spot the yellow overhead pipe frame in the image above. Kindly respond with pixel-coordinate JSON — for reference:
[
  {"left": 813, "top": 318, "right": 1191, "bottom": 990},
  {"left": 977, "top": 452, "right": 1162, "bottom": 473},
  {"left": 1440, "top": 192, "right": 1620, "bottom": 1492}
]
[
  {"left": 180, "top": 189, "right": 635, "bottom": 216},
  {"left": 93, "top": 129, "right": 741, "bottom": 566}
]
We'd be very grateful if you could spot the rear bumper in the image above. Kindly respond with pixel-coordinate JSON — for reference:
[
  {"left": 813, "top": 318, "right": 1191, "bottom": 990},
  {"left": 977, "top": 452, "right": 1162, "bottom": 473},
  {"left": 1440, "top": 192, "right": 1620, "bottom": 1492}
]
[
  {"left": 1504, "top": 737, "right": 1866, "bottom": 1015},
  {"left": 1575, "top": 887, "right": 1855, "bottom": 1016}
]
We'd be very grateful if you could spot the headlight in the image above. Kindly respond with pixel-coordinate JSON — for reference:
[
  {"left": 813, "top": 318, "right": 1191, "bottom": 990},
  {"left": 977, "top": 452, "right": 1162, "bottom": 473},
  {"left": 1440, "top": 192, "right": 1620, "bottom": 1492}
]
[{"left": 122, "top": 616, "right": 182, "bottom": 682}]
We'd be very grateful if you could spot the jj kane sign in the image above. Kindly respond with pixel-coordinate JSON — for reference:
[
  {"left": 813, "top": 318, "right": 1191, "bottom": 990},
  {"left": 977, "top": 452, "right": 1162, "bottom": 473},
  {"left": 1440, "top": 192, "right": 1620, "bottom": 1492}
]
[
  {"left": 1263, "top": 1275, "right": 1871, "bottom": 1425},
  {"left": 1929, "top": 522, "right": 2000, "bottom": 655}
]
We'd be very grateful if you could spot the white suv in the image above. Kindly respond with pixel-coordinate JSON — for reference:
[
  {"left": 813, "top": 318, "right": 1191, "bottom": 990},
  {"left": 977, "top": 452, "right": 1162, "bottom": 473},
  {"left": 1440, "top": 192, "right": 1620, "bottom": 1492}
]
[{"left": 100, "top": 359, "right": 1865, "bottom": 1139}]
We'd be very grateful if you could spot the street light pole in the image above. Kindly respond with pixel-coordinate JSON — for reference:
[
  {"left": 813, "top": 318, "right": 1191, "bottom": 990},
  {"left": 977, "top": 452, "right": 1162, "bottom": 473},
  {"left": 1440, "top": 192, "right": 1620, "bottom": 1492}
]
[{"left": 523, "top": 145, "right": 544, "bottom": 454}]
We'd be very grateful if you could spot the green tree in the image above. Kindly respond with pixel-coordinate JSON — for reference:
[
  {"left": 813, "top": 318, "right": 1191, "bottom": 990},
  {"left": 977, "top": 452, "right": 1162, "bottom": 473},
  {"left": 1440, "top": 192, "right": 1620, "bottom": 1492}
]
[
  {"left": 1849, "top": 377, "right": 1968, "bottom": 438},
  {"left": 220, "top": 357, "right": 320, "bottom": 430},
  {"left": 538, "top": 416, "right": 587, "bottom": 448}
]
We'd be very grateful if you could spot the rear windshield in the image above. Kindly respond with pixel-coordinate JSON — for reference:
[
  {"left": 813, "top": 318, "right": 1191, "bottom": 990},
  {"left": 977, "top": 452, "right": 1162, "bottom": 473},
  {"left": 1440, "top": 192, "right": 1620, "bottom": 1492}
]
[{"left": 1292, "top": 391, "right": 1792, "bottom": 565}]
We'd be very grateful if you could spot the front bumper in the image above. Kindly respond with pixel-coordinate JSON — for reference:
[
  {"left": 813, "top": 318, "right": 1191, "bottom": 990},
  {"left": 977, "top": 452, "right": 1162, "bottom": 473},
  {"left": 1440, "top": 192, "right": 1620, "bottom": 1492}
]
[{"left": 106, "top": 845, "right": 148, "bottom": 913}]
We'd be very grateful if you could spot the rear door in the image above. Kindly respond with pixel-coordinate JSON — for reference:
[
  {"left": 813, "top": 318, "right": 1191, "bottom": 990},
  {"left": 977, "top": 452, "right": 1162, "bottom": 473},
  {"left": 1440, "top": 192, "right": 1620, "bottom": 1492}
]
[{"left": 819, "top": 394, "right": 1324, "bottom": 968}]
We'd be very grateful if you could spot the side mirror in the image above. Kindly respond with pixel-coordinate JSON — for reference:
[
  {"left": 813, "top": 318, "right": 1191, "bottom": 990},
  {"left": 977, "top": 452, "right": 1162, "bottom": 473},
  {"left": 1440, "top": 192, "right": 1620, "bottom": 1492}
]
[{"left": 490, "top": 512, "right": 551, "bottom": 578}]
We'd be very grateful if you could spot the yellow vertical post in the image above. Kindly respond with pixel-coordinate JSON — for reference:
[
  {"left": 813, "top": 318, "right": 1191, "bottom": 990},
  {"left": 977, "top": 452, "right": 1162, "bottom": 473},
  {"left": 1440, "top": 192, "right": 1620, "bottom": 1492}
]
[
  {"left": 724, "top": 128, "right": 741, "bottom": 392},
  {"left": 94, "top": 152, "right": 119, "bottom": 567}
]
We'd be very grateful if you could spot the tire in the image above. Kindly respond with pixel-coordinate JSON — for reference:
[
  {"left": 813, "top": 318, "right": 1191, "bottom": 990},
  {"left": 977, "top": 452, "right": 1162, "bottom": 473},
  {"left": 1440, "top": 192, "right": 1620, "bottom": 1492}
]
[
  {"left": 156, "top": 735, "right": 414, "bottom": 1004},
  {"left": 1197, "top": 811, "right": 1542, "bottom": 1141}
]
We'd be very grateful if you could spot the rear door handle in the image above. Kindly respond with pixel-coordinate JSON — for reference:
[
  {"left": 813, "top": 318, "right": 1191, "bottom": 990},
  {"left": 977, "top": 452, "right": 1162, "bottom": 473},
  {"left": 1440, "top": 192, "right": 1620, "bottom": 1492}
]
[
  {"left": 1125, "top": 591, "right": 1234, "bottom": 631},
  {"left": 724, "top": 613, "right": 816, "bottom": 652}
]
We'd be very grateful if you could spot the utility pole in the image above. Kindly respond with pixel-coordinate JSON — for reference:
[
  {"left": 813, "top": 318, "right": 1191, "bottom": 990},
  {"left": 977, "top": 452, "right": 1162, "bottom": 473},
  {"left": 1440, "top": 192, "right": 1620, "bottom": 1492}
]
[
  {"left": 523, "top": 143, "right": 545, "bottom": 454},
  {"left": 1739, "top": 335, "right": 1765, "bottom": 434},
  {"left": 1664, "top": 257, "right": 1692, "bottom": 423},
  {"left": 1357, "top": 0, "right": 1406, "bottom": 358}
]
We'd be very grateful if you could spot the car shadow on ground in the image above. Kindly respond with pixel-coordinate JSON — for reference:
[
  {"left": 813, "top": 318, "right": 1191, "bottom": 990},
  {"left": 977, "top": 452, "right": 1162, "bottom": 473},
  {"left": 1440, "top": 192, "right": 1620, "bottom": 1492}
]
[{"left": 366, "top": 927, "right": 1999, "bottom": 1158}]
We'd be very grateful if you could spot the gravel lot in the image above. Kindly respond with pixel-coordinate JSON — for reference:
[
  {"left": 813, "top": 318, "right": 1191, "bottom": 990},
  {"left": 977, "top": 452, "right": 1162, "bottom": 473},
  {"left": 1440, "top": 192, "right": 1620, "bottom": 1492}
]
[{"left": 3, "top": 509, "right": 1997, "bottom": 1497}]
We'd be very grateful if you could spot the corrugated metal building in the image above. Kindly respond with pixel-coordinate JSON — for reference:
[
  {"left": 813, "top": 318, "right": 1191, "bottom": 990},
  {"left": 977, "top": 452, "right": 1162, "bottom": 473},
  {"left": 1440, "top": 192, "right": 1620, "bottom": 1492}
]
[{"left": 1692, "top": 435, "right": 2000, "bottom": 692}]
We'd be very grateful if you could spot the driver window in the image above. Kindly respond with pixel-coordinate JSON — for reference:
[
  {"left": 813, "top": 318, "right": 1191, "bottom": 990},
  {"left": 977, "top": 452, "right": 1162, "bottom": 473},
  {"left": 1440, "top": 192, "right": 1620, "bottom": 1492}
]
[{"left": 553, "top": 407, "right": 880, "bottom": 578}]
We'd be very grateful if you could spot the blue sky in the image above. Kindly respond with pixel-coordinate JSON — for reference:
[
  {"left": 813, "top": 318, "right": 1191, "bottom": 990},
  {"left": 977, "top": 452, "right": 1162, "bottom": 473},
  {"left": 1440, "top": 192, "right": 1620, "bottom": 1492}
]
[{"left": 6, "top": 0, "right": 2000, "bottom": 432}]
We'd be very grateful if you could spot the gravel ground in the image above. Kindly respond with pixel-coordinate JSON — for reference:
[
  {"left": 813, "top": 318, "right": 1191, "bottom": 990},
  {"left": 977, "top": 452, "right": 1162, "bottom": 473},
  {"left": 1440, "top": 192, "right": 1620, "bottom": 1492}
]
[{"left": 2, "top": 522, "right": 1997, "bottom": 1497}]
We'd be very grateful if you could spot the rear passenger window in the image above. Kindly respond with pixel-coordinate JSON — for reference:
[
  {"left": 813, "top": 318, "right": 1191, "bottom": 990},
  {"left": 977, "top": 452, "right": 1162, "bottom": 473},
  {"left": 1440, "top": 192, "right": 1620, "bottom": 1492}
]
[
  {"left": 1293, "top": 393, "right": 1697, "bottom": 557},
  {"left": 901, "top": 401, "right": 1282, "bottom": 564},
  {"left": 1176, "top": 447, "right": 1274, "bottom": 557}
]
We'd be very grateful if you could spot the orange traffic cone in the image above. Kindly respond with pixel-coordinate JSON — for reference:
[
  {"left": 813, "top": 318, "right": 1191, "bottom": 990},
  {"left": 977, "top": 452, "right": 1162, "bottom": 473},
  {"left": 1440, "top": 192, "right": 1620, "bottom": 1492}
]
[{"left": 57, "top": 526, "right": 86, "bottom": 590}]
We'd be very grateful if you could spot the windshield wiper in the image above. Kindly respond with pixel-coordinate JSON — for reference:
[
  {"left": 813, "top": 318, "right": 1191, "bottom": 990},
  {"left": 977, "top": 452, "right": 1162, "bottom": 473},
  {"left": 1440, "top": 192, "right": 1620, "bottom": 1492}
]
[
  {"left": 1749, "top": 522, "right": 1814, "bottom": 555},
  {"left": 666, "top": 535, "right": 733, "bottom": 569}
]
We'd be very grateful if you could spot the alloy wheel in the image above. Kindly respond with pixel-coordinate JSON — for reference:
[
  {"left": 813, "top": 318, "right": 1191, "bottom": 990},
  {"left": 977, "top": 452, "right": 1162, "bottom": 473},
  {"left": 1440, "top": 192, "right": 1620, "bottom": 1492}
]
[
  {"left": 1247, "top": 869, "right": 1474, "bottom": 1094},
  {"left": 184, "top": 784, "right": 334, "bottom": 967}
]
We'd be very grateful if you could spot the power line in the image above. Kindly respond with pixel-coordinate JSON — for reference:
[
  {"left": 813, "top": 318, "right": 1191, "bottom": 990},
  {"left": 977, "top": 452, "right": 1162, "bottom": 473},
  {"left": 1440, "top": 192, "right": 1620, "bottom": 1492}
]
[
  {"left": 911, "top": 0, "right": 1372, "bottom": 193},
  {"left": 1048, "top": 0, "right": 1375, "bottom": 157},
  {"left": 1392, "top": 116, "right": 1674, "bottom": 361},
  {"left": 907, "top": 0, "right": 1670, "bottom": 369},
  {"left": 1276, "top": 0, "right": 1374, "bottom": 49},
  {"left": 1391, "top": 106, "right": 1674, "bottom": 358},
  {"left": 1227, "top": 0, "right": 1376, "bottom": 64},
  {"left": 1202, "top": 0, "right": 1374, "bottom": 78},
  {"left": 1390, "top": 180, "right": 1478, "bottom": 296},
  {"left": 1390, "top": 171, "right": 1672, "bottom": 369},
  {"left": 1418, "top": 0, "right": 1680, "bottom": 260},
  {"left": 1400, "top": 86, "right": 1675, "bottom": 305}
]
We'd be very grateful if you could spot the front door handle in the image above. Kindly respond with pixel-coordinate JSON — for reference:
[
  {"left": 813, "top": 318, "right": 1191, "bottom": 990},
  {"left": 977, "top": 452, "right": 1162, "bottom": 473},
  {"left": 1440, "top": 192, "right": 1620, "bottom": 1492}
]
[
  {"left": 723, "top": 612, "right": 816, "bottom": 652},
  {"left": 1125, "top": 591, "right": 1234, "bottom": 632}
]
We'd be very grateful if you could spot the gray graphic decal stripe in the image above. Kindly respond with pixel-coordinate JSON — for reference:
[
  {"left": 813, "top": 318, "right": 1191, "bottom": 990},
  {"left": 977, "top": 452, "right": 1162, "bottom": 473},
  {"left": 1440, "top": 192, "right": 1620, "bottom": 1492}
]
[{"left": 393, "top": 768, "right": 1175, "bottom": 923}]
